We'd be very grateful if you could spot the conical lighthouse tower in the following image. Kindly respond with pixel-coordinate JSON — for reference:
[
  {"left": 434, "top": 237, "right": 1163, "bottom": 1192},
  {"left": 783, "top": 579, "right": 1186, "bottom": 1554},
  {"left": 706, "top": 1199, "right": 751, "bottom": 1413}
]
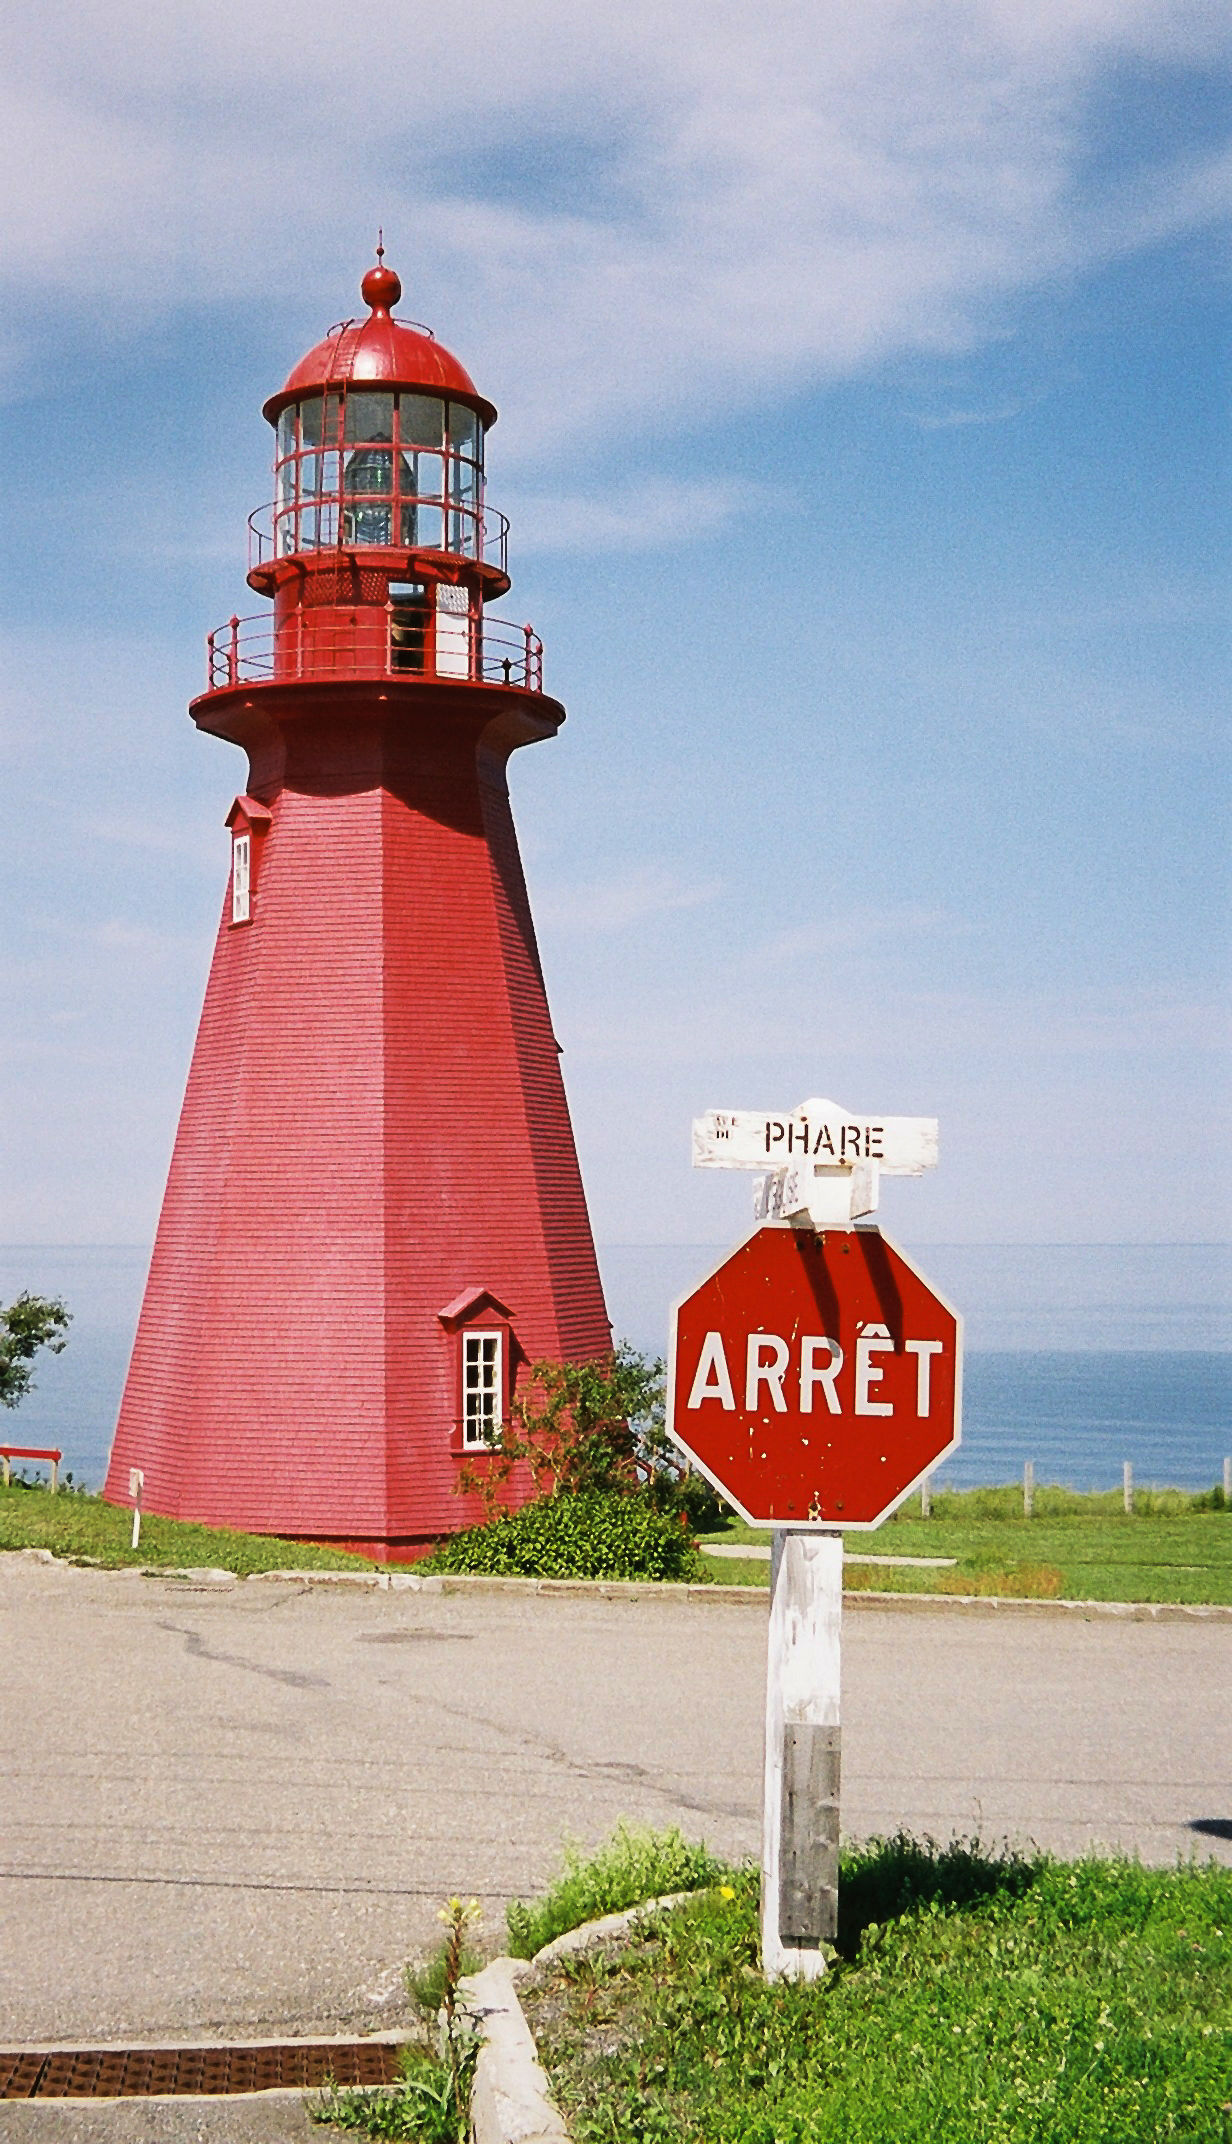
[{"left": 105, "top": 252, "right": 611, "bottom": 1555}]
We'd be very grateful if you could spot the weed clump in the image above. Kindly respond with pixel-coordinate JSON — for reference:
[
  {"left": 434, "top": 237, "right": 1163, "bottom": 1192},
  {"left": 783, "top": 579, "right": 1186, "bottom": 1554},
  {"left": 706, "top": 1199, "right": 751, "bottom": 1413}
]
[
  {"left": 314, "top": 1899, "right": 481, "bottom": 2141},
  {"left": 507, "top": 1822, "right": 728, "bottom": 1958}
]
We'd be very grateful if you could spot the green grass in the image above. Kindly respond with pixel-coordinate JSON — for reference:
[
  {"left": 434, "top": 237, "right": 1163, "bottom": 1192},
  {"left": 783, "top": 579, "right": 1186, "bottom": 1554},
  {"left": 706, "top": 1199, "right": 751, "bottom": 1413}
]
[
  {"left": 507, "top": 1822, "right": 728, "bottom": 1959},
  {"left": 524, "top": 1838, "right": 1232, "bottom": 2144},
  {"left": 701, "top": 1486, "right": 1232, "bottom": 1604},
  {"left": 0, "top": 1482, "right": 377, "bottom": 1575}
]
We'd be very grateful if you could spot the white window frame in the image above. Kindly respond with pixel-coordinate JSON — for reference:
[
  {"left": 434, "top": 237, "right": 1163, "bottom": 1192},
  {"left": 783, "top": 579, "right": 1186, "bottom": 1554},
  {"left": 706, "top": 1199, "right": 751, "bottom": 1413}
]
[
  {"left": 461, "top": 1329, "right": 503, "bottom": 1447},
  {"left": 231, "top": 832, "right": 252, "bottom": 925}
]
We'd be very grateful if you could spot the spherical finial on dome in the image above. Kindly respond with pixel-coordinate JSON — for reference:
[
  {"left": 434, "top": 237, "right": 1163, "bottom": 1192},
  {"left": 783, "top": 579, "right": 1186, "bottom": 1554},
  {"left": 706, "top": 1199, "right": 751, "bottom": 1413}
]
[{"left": 361, "top": 236, "right": 401, "bottom": 314}]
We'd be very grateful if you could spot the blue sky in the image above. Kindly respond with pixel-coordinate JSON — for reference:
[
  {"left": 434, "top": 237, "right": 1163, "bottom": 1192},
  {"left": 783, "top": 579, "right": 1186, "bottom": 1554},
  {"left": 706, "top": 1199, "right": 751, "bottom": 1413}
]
[{"left": 1, "top": 0, "right": 1228, "bottom": 1257}]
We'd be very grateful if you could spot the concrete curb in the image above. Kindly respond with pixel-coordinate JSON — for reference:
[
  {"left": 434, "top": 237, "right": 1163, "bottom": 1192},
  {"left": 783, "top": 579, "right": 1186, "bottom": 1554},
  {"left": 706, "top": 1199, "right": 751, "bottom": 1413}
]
[
  {"left": 7, "top": 1550, "right": 1230, "bottom": 1619},
  {"left": 462, "top": 1958, "right": 568, "bottom": 2144},
  {"left": 463, "top": 1891, "right": 700, "bottom": 2144}
]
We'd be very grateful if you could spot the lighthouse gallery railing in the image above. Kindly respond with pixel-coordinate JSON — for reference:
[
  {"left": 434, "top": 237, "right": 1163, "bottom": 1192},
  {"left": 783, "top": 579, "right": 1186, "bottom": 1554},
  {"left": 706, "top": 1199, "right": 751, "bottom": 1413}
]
[{"left": 205, "top": 610, "right": 544, "bottom": 694}]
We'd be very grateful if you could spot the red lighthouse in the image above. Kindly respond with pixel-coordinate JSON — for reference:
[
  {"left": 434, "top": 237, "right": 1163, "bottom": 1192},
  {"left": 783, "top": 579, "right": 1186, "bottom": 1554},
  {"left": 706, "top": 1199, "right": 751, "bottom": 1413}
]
[{"left": 104, "top": 252, "right": 611, "bottom": 1555}]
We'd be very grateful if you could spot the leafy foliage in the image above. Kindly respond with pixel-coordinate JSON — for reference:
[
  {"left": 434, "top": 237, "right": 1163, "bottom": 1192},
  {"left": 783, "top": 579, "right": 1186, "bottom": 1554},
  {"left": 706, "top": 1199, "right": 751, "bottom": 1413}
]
[
  {"left": 507, "top": 1823, "right": 728, "bottom": 1959},
  {"left": 460, "top": 1343, "right": 663, "bottom": 1511},
  {"left": 424, "top": 1488, "right": 709, "bottom": 1584},
  {"left": 524, "top": 1840, "right": 1232, "bottom": 2144},
  {"left": 0, "top": 1292, "right": 71, "bottom": 1409}
]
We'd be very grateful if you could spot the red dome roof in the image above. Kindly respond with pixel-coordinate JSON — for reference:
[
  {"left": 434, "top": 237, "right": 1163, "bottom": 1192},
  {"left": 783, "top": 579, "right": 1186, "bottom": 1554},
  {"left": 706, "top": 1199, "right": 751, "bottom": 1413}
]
[{"left": 262, "top": 253, "right": 496, "bottom": 429}]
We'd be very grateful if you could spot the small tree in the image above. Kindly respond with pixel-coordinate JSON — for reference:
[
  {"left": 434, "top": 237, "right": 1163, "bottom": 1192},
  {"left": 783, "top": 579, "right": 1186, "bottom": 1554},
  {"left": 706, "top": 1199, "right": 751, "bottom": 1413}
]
[
  {"left": 460, "top": 1343, "right": 665, "bottom": 1515},
  {"left": 0, "top": 1293, "right": 72, "bottom": 1410}
]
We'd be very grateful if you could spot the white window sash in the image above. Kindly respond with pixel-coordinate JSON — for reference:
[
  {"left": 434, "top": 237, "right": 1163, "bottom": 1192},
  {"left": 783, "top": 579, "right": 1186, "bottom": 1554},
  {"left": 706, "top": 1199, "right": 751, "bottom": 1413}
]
[
  {"left": 462, "top": 1329, "right": 503, "bottom": 1447},
  {"left": 231, "top": 833, "right": 251, "bottom": 924}
]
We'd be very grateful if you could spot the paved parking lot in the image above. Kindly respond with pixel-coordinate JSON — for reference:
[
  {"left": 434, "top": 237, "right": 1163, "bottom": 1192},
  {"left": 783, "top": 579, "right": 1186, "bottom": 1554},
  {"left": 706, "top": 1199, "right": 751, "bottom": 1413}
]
[{"left": 1, "top": 1554, "right": 1228, "bottom": 2044}]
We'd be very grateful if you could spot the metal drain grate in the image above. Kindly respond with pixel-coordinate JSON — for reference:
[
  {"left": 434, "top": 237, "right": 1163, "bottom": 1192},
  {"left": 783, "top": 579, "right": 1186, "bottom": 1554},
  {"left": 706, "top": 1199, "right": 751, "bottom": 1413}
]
[{"left": 0, "top": 2040, "right": 402, "bottom": 2099}]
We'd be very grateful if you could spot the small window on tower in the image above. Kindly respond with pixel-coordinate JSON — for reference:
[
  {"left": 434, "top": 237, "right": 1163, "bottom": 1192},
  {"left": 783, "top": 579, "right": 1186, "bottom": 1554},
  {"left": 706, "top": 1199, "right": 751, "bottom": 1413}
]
[
  {"left": 462, "top": 1330, "right": 502, "bottom": 1447},
  {"left": 231, "top": 832, "right": 251, "bottom": 925}
]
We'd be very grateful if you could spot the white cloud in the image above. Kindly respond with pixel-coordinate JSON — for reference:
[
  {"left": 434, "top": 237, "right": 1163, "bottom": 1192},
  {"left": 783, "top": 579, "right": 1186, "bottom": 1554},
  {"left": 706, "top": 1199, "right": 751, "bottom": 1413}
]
[
  {"left": 0, "top": 1, "right": 1226, "bottom": 456},
  {"left": 535, "top": 864, "right": 721, "bottom": 934},
  {"left": 509, "top": 478, "right": 761, "bottom": 552}
]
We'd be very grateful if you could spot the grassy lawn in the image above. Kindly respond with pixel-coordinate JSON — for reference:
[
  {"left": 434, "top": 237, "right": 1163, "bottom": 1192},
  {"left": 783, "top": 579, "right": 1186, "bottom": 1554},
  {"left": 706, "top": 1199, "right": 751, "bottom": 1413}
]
[
  {"left": 0, "top": 1482, "right": 377, "bottom": 1574},
  {"left": 524, "top": 1840, "right": 1232, "bottom": 2144},
  {"left": 701, "top": 1486, "right": 1232, "bottom": 1605}
]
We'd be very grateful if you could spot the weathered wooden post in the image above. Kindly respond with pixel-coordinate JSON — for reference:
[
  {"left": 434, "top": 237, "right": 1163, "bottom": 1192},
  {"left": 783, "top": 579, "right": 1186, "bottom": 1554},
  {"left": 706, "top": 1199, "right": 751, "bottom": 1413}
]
[
  {"left": 1224, "top": 1456, "right": 1231, "bottom": 1503},
  {"left": 1123, "top": 1460, "right": 1134, "bottom": 1514},
  {"left": 1023, "top": 1459, "right": 1034, "bottom": 1518},
  {"left": 920, "top": 1476, "right": 931, "bottom": 1518},
  {"left": 762, "top": 1530, "right": 842, "bottom": 1978}
]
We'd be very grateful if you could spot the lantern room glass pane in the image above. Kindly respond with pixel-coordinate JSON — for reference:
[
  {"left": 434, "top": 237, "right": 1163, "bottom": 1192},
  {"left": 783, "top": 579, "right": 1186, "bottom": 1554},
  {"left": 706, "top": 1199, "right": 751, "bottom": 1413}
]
[
  {"left": 300, "top": 398, "right": 323, "bottom": 447},
  {"left": 402, "top": 501, "right": 444, "bottom": 549},
  {"left": 414, "top": 452, "right": 443, "bottom": 502},
  {"left": 344, "top": 392, "right": 395, "bottom": 444},
  {"left": 400, "top": 394, "right": 445, "bottom": 449},
  {"left": 450, "top": 457, "right": 478, "bottom": 506},
  {"left": 448, "top": 403, "right": 479, "bottom": 460},
  {"left": 300, "top": 452, "right": 340, "bottom": 499},
  {"left": 447, "top": 506, "right": 478, "bottom": 557},
  {"left": 344, "top": 447, "right": 393, "bottom": 496},
  {"left": 344, "top": 500, "right": 392, "bottom": 545},
  {"left": 277, "top": 408, "right": 297, "bottom": 461}
]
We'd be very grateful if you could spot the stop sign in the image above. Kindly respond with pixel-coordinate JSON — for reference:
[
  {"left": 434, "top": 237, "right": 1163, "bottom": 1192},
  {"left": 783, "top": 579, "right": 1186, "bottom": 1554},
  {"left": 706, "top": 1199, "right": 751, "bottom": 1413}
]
[{"left": 668, "top": 1225, "right": 961, "bottom": 1529}]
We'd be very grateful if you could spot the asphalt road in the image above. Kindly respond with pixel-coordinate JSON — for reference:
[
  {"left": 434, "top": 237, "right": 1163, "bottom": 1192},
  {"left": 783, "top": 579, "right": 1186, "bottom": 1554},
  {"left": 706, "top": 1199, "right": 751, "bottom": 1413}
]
[{"left": 1, "top": 1555, "right": 1228, "bottom": 2047}]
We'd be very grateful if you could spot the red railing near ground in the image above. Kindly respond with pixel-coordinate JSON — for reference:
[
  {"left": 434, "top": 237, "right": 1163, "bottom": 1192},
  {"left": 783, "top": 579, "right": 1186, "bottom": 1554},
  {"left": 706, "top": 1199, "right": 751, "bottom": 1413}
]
[{"left": 1, "top": 1445, "right": 61, "bottom": 1491}]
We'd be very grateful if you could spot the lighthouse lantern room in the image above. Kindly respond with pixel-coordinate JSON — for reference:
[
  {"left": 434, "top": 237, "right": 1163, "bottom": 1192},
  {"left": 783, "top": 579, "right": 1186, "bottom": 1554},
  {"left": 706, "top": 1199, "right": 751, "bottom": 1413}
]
[{"left": 104, "top": 252, "right": 612, "bottom": 1556}]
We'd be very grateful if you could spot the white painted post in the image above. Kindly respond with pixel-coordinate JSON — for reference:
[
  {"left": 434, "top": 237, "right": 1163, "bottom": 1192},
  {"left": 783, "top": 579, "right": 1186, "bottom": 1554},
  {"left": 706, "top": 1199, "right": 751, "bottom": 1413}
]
[
  {"left": 49, "top": 1455, "right": 58, "bottom": 1495},
  {"left": 129, "top": 1468, "right": 144, "bottom": 1551},
  {"left": 1223, "top": 1456, "right": 1230, "bottom": 1503},
  {"left": 1, "top": 1454, "right": 9, "bottom": 1489},
  {"left": 1123, "top": 1460, "right": 1134, "bottom": 1515},
  {"left": 1023, "top": 1460, "right": 1034, "bottom": 1519},
  {"left": 920, "top": 1477, "right": 931, "bottom": 1519},
  {"left": 762, "top": 1529, "right": 842, "bottom": 1982}
]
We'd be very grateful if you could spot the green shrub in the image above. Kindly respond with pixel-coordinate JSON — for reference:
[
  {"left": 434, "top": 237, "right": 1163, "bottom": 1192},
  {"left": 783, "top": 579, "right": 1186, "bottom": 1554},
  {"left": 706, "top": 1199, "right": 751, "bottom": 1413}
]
[
  {"left": 424, "top": 1489, "right": 710, "bottom": 1584},
  {"left": 507, "top": 1822, "right": 729, "bottom": 1958}
]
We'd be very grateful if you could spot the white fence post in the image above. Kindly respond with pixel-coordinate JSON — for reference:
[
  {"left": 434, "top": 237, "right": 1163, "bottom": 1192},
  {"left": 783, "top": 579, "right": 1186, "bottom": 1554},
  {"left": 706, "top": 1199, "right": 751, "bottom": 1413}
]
[
  {"left": 1123, "top": 1461, "right": 1134, "bottom": 1515},
  {"left": 1023, "top": 1460, "right": 1034, "bottom": 1519}
]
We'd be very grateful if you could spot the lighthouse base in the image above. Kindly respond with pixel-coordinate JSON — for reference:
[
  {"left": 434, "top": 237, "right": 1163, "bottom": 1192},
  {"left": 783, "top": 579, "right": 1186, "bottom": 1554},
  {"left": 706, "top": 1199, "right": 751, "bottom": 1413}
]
[{"left": 104, "top": 679, "right": 610, "bottom": 1546}]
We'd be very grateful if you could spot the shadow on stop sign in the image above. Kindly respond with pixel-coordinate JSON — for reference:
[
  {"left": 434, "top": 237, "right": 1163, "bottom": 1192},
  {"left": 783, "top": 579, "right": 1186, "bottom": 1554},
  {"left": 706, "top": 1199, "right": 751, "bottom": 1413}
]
[{"left": 668, "top": 1224, "right": 962, "bottom": 1529}]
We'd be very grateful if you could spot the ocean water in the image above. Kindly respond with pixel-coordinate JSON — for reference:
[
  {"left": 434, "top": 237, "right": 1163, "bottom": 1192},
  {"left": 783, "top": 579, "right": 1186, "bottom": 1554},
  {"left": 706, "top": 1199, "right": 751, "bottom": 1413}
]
[{"left": 1, "top": 1243, "right": 1229, "bottom": 1495}]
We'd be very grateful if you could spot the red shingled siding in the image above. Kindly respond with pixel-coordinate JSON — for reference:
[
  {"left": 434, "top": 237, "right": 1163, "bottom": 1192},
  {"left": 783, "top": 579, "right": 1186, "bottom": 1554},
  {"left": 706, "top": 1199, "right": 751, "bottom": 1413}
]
[{"left": 105, "top": 683, "right": 610, "bottom": 1548}]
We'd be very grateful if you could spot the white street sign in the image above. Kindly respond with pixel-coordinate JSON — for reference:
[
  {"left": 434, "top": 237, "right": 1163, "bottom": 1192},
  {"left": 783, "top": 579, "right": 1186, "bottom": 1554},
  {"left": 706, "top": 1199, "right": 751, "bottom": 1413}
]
[{"left": 694, "top": 1097, "right": 938, "bottom": 1176}]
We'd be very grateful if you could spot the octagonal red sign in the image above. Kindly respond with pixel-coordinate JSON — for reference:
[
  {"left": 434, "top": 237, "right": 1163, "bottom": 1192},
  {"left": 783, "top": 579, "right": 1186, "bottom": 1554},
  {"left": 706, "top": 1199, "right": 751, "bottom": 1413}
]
[{"left": 668, "top": 1225, "right": 962, "bottom": 1529}]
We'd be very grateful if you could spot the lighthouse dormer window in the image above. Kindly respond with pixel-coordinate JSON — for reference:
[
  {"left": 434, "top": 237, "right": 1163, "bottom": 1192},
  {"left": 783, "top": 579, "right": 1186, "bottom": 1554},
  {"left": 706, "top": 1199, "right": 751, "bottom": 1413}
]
[
  {"left": 461, "top": 1330, "right": 503, "bottom": 1447},
  {"left": 231, "top": 833, "right": 251, "bottom": 925}
]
